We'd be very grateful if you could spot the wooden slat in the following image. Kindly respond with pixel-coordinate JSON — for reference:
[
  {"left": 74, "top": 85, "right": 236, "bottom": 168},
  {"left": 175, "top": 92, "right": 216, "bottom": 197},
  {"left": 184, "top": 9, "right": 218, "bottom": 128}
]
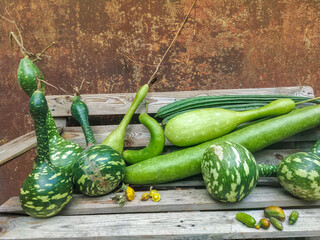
[
  {"left": 47, "top": 86, "right": 315, "bottom": 117},
  {"left": 1, "top": 208, "right": 319, "bottom": 239},
  {"left": 0, "top": 128, "right": 63, "bottom": 166},
  {"left": 1, "top": 187, "right": 319, "bottom": 216},
  {"left": 0, "top": 131, "right": 36, "bottom": 166},
  {"left": 61, "top": 124, "right": 320, "bottom": 148}
]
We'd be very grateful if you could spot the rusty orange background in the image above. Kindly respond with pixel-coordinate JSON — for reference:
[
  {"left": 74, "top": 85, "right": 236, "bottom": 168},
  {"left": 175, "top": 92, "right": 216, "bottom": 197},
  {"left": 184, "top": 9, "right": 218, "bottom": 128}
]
[{"left": 0, "top": 0, "right": 319, "bottom": 205}]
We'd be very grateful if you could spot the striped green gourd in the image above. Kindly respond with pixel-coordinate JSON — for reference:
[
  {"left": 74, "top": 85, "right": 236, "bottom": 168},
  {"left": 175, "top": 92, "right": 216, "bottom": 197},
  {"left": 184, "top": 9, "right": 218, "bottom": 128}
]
[
  {"left": 19, "top": 89, "right": 73, "bottom": 218},
  {"left": 17, "top": 57, "right": 83, "bottom": 173},
  {"left": 70, "top": 96, "right": 126, "bottom": 196},
  {"left": 201, "top": 141, "right": 277, "bottom": 202}
]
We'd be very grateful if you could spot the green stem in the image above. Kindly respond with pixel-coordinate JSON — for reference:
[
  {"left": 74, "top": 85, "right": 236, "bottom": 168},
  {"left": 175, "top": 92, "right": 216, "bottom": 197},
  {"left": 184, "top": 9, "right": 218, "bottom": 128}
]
[
  {"left": 101, "top": 84, "right": 149, "bottom": 153},
  {"left": 258, "top": 164, "right": 278, "bottom": 177}
]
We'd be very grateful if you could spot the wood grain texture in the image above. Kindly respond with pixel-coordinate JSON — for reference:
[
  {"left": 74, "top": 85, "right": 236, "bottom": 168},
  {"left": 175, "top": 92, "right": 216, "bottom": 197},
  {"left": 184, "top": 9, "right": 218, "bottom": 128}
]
[
  {"left": 1, "top": 186, "right": 319, "bottom": 216},
  {"left": 0, "top": 128, "right": 62, "bottom": 166},
  {"left": 61, "top": 124, "right": 320, "bottom": 148},
  {"left": 47, "top": 86, "right": 315, "bottom": 116},
  {"left": 0, "top": 131, "right": 36, "bottom": 166},
  {"left": 0, "top": 208, "right": 319, "bottom": 239}
]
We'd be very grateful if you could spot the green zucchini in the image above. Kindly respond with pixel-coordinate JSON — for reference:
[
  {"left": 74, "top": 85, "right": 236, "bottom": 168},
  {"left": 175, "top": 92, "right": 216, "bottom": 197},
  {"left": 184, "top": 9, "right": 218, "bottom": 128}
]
[
  {"left": 17, "top": 57, "right": 83, "bottom": 173},
  {"left": 123, "top": 113, "right": 165, "bottom": 164},
  {"left": 124, "top": 104, "right": 320, "bottom": 184},
  {"left": 165, "top": 99, "right": 295, "bottom": 147},
  {"left": 19, "top": 90, "right": 73, "bottom": 218},
  {"left": 70, "top": 96, "right": 126, "bottom": 196}
]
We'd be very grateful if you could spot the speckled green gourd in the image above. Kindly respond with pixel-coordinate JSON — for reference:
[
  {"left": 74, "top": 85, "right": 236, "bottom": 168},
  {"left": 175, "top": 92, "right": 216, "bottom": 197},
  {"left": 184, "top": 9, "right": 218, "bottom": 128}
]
[
  {"left": 201, "top": 141, "right": 280, "bottom": 202},
  {"left": 19, "top": 90, "right": 73, "bottom": 218},
  {"left": 17, "top": 57, "right": 83, "bottom": 173},
  {"left": 277, "top": 152, "right": 320, "bottom": 201},
  {"left": 201, "top": 141, "right": 260, "bottom": 202},
  {"left": 70, "top": 97, "right": 126, "bottom": 196}
]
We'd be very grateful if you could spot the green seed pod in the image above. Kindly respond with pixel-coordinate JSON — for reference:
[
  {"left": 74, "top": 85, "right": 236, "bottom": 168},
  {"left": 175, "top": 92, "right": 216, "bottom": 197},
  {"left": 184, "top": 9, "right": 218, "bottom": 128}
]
[
  {"left": 289, "top": 210, "right": 299, "bottom": 225},
  {"left": 264, "top": 206, "right": 285, "bottom": 221},
  {"left": 236, "top": 212, "right": 256, "bottom": 228},
  {"left": 255, "top": 218, "right": 270, "bottom": 229},
  {"left": 270, "top": 217, "right": 283, "bottom": 231}
]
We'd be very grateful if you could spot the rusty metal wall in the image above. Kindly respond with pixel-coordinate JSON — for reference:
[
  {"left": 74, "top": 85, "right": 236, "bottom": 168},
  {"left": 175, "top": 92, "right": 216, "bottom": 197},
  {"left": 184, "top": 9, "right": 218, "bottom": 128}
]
[{"left": 0, "top": 0, "right": 319, "bottom": 205}]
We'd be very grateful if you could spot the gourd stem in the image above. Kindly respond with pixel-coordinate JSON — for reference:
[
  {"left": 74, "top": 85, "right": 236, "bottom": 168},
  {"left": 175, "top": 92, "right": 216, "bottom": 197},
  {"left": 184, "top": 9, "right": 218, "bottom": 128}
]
[
  {"left": 258, "top": 164, "right": 278, "bottom": 177},
  {"left": 71, "top": 96, "right": 96, "bottom": 147},
  {"left": 295, "top": 96, "right": 320, "bottom": 105},
  {"left": 46, "top": 111, "right": 62, "bottom": 139},
  {"left": 101, "top": 84, "right": 149, "bottom": 153}
]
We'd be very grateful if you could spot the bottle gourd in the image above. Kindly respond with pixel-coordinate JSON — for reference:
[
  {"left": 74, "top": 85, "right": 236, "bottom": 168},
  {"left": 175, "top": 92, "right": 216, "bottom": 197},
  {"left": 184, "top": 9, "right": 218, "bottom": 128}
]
[
  {"left": 19, "top": 89, "right": 73, "bottom": 218},
  {"left": 17, "top": 57, "right": 83, "bottom": 173}
]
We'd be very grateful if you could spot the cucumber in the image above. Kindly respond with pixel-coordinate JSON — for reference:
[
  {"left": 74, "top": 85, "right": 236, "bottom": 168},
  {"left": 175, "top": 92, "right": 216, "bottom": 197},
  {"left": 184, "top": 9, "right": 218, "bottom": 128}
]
[
  {"left": 124, "top": 105, "right": 320, "bottom": 184},
  {"left": 165, "top": 99, "right": 295, "bottom": 147}
]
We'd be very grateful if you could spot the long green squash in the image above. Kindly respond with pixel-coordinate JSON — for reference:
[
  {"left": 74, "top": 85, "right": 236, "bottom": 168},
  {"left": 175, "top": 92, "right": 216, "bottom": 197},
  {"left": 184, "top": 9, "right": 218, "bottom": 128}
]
[
  {"left": 124, "top": 104, "right": 320, "bottom": 184},
  {"left": 165, "top": 99, "right": 295, "bottom": 147}
]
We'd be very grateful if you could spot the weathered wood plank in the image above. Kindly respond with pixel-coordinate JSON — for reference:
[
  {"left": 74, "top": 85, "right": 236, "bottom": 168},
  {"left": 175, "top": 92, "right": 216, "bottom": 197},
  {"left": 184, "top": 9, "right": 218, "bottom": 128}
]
[
  {"left": 0, "top": 128, "right": 63, "bottom": 166},
  {"left": 0, "top": 131, "right": 36, "bottom": 166},
  {"left": 1, "top": 187, "right": 319, "bottom": 216},
  {"left": 47, "top": 86, "right": 315, "bottom": 117},
  {"left": 61, "top": 124, "right": 320, "bottom": 148},
  {"left": 0, "top": 208, "right": 319, "bottom": 239}
]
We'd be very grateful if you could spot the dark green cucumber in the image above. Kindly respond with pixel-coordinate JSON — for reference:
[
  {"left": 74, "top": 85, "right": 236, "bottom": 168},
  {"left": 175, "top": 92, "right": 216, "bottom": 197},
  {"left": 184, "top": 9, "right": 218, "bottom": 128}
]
[
  {"left": 17, "top": 58, "right": 83, "bottom": 173},
  {"left": 289, "top": 210, "right": 299, "bottom": 225},
  {"left": 165, "top": 99, "right": 295, "bottom": 147},
  {"left": 156, "top": 95, "right": 320, "bottom": 119},
  {"left": 123, "top": 113, "right": 165, "bottom": 164},
  {"left": 124, "top": 105, "right": 320, "bottom": 185},
  {"left": 70, "top": 96, "right": 126, "bottom": 196},
  {"left": 19, "top": 90, "right": 73, "bottom": 218},
  {"left": 71, "top": 96, "right": 96, "bottom": 146},
  {"left": 101, "top": 84, "right": 149, "bottom": 154}
]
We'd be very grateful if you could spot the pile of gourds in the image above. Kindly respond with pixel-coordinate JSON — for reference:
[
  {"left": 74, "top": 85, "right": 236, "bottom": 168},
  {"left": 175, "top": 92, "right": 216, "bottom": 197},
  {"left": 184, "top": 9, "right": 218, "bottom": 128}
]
[{"left": 17, "top": 56, "right": 320, "bottom": 218}]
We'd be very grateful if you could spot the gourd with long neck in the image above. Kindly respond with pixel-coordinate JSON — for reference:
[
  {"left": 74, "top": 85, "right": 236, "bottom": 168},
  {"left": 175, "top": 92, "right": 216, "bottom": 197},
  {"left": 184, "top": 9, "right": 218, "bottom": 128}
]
[
  {"left": 19, "top": 89, "right": 73, "bottom": 218},
  {"left": 71, "top": 85, "right": 149, "bottom": 196},
  {"left": 17, "top": 57, "right": 83, "bottom": 173}
]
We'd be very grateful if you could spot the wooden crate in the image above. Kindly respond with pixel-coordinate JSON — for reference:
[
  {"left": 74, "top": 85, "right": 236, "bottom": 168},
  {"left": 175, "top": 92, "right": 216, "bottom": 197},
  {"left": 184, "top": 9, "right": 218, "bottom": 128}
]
[{"left": 0, "top": 86, "right": 320, "bottom": 239}]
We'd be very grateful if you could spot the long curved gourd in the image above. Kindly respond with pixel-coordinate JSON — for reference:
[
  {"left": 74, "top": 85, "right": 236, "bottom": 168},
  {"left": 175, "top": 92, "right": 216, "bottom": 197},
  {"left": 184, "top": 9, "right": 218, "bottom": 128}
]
[
  {"left": 165, "top": 99, "right": 296, "bottom": 147},
  {"left": 19, "top": 90, "right": 73, "bottom": 218},
  {"left": 124, "top": 104, "right": 320, "bottom": 185},
  {"left": 17, "top": 57, "right": 83, "bottom": 173},
  {"left": 70, "top": 90, "right": 155, "bottom": 196},
  {"left": 123, "top": 113, "right": 165, "bottom": 164}
]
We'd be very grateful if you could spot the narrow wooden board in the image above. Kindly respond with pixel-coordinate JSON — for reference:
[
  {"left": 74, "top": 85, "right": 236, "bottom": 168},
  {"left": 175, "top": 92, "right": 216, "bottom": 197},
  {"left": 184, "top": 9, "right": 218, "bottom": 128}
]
[
  {"left": 0, "top": 131, "right": 36, "bottom": 166},
  {"left": 61, "top": 124, "right": 320, "bottom": 148},
  {"left": 1, "top": 187, "right": 319, "bottom": 216},
  {"left": 1, "top": 208, "right": 319, "bottom": 239},
  {"left": 0, "top": 128, "right": 62, "bottom": 166},
  {"left": 47, "top": 86, "right": 314, "bottom": 117}
]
